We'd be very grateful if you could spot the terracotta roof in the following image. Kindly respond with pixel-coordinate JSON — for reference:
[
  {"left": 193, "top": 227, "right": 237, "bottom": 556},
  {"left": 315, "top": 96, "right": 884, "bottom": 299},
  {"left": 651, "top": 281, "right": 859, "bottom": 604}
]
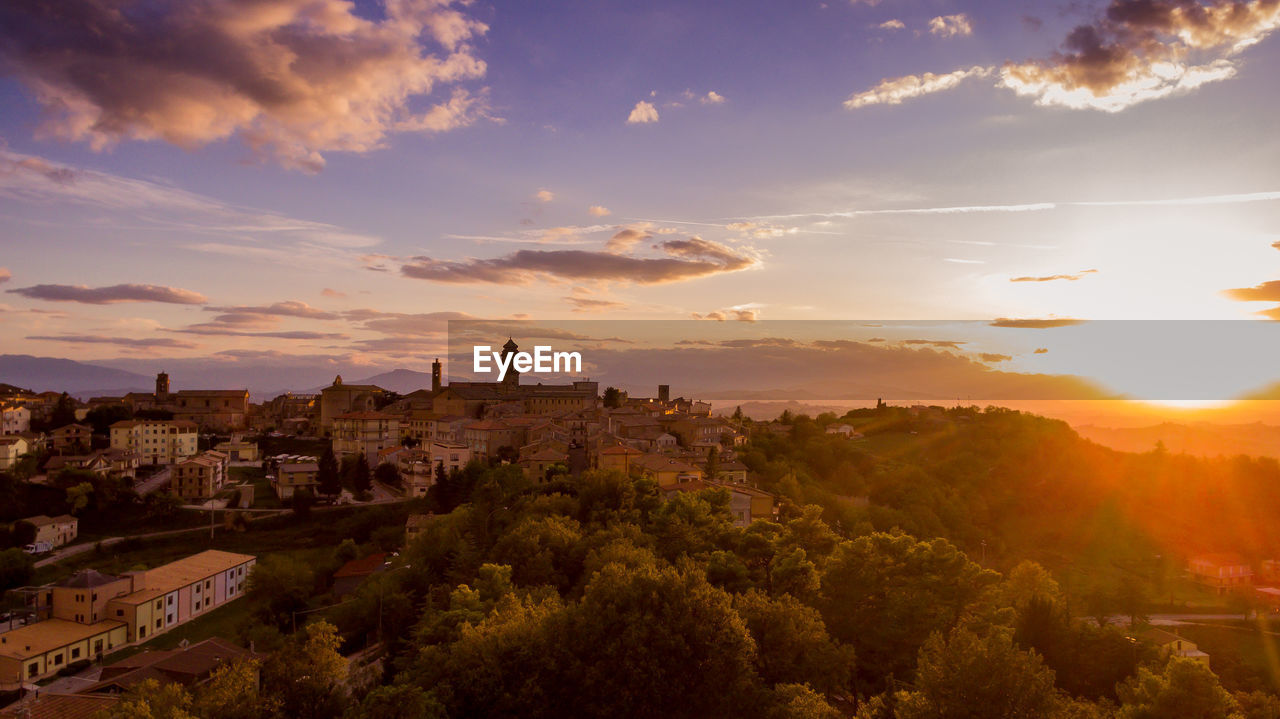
[
  {"left": 600, "top": 445, "right": 643, "bottom": 456},
  {"left": 88, "top": 637, "right": 255, "bottom": 692},
  {"left": 281, "top": 462, "right": 319, "bottom": 473},
  {"left": 334, "top": 553, "right": 389, "bottom": 579},
  {"left": 0, "top": 693, "right": 118, "bottom": 719},
  {"left": 56, "top": 569, "right": 120, "bottom": 589}
]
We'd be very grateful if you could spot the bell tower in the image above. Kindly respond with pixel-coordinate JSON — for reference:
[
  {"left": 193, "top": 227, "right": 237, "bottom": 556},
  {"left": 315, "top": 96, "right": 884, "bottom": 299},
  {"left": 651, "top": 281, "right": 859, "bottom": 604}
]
[
  {"left": 432, "top": 358, "right": 442, "bottom": 393},
  {"left": 500, "top": 338, "right": 520, "bottom": 387},
  {"left": 156, "top": 371, "right": 170, "bottom": 400}
]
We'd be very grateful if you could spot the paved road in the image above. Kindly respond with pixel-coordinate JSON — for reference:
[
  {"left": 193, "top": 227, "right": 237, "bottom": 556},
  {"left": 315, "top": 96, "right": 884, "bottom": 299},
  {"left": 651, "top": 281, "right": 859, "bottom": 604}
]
[
  {"left": 134, "top": 466, "right": 172, "bottom": 496},
  {"left": 32, "top": 524, "right": 225, "bottom": 568}
]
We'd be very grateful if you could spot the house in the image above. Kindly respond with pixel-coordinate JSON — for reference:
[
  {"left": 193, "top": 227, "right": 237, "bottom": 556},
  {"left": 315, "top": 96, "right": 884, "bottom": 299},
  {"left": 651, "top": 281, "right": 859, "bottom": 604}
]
[
  {"left": 0, "top": 693, "right": 119, "bottom": 718},
  {"left": 521, "top": 447, "right": 569, "bottom": 481},
  {"left": 275, "top": 462, "right": 319, "bottom": 499},
  {"left": 825, "top": 423, "right": 863, "bottom": 438},
  {"left": 20, "top": 514, "right": 79, "bottom": 548},
  {"left": 1131, "top": 627, "right": 1210, "bottom": 666},
  {"left": 0, "top": 436, "right": 29, "bottom": 471},
  {"left": 319, "top": 376, "right": 387, "bottom": 430},
  {"left": 43, "top": 452, "right": 111, "bottom": 478},
  {"left": 429, "top": 442, "right": 470, "bottom": 474},
  {"left": 50, "top": 424, "right": 93, "bottom": 453},
  {"left": 714, "top": 460, "right": 750, "bottom": 484},
  {"left": 332, "top": 553, "right": 388, "bottom": 598},
  {"left": 658, "top": 479, "right": 778, "bottom": 527},
  {"left": 1, "top": 403, "right": 31, "bottom": 435},
  {"left": 214, "top": 439, "right": 259, "bottom": 462},
  {"left": 1188, "top": 553, "right": 1253, "bottom": 593},
  {"left": 172, "top": 452, "right": 228, "bottom": 500},
  {"left": 597, "top": 445, "right": 644, "bottom": 474},
  {"left": 331, "top": 411, "right": 401, "bottom": 460},
  {"left": 461, "top": 419, "right": 526, "bottom": 461},
  {"left": 633, "top": 454, "right": 703, "bottom": 487},
  {"left": 109, "top": 420, "right": 198, "bottom": 465},
  {"left": 83, "top": 636, "right": 257, "bottom": 693}
]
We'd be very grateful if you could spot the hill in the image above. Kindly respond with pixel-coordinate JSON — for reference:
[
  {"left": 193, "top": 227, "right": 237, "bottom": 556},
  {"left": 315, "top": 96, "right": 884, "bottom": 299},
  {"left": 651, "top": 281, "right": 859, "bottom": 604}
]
[
  {"left": 1077, "top": 422, "right": 1280, "bottom": 459},
  {"left": 0, "top": 354, "right": 151, "bottom": 396}
]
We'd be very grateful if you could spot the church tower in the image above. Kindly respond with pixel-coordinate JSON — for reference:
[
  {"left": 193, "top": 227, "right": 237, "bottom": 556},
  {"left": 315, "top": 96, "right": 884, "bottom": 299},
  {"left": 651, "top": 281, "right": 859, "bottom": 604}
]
[
  {"left": 431, "top": 358, "right": 442, "bottom": 393},
  {"left": 155, "top": 371, "right": 170, "bottom": 400},
  {"left": 500, "top": 338, "right": 520, "bottom": 387}
]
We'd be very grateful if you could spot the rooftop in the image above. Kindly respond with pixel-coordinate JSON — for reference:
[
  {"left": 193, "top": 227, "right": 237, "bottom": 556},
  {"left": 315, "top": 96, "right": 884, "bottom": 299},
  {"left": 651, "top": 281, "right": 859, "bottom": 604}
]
[
  {"left": 0, "top": 692, "right": 118, "bottom": 719},
  {"left": 55, "top": 569, "right": 121, "bottom": 589},
  {"left": 0, "top": 619, "right": 124, "bottom": 660},
  {"left": 113, "top": 550, "right": 255, "bottom": 605}
]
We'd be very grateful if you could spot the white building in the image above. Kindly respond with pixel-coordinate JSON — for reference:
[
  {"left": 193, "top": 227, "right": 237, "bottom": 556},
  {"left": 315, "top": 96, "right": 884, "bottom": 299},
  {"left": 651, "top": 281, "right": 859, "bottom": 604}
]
[{"left": 1, "top": 403, "right": 31, "bottom": 435}]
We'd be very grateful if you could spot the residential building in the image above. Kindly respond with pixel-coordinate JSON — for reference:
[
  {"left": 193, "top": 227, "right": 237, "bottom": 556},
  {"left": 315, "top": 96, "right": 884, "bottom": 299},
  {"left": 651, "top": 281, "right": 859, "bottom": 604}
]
[
  {"left": 429, "top": 442, "right": 471, "bottom": 474},
  {"left": 597, "top": 445, "right": 644, "bottom": 474},
  {"left": 332, "top": 553, "right": 388, "bottom": 598},
  {"left": 461, "top": 419, "right": 526, "bottom": 461},
  {"left": 520, "top": 447, "right": 569, "bottom": 481},
  {"left": 214, "top": 439, "right": 259, "bottom": 462},
  {"left": 0, "top": 618, "right": 129, "bottom": 691},
  {"left": 0, "top": 435, "right": 29, "bottom": 471},
  {"left": 109, "top": 420, "right": 198, "bottom": 465},
  {"left": 825, "top": 423, "right": 863, "bottom": 438},
  {"left": 1188, "top": 553, "right": 1253, "bottom": 593},
  {"left": 1131, "top": 627, "right": 1210, "bottom": 666},
  {"left": 405, "top": 514, "right": 432, "bottom": 544},
  {"left": 50, "top": 424, "right": 92, "bottom": 453},
  {"left": 658, "top": 480, "right": 777, "bottom": 528},
  {"left": 20, "top": 515, "right": 78, "bottom": 548},
  {"left": 275, "top": 462, "right": 318, "bottom": 499},
  {"left": 172, "top": 452, "right": 228, "bottom": 500},
  {"left": 331, "top": 411, "right": 400, "bottom": 459},
  {"left": 1, "top": 403, "right": 31, "bottom": 435},
  {"left": 84, "top": 636, "right": 257, "bottom": 693},
  {"left": 633, "top": 454, "right": 703, "bottom": 487}
]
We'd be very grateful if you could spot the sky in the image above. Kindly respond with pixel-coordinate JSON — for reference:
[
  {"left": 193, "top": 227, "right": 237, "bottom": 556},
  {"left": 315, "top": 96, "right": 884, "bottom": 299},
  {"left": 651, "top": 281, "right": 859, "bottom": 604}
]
[{"left": 1, "top": 0, "right": 1279, "bottom": 401}]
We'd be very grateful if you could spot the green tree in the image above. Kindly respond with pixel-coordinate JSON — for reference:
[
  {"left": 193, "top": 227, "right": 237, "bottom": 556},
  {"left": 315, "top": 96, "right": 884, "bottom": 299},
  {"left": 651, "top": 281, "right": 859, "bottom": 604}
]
[
  {"left": 733, "top": 590, "right": 855, "bottom": 695},
  {"left": 0, "top": 547, "right": 34, "bottom": 591},
  {"left": 50, "top": 392, "right": 78, "bottom": 429},
  {"left": 895, "top": 627, "right": 1060, "bottom": 719},
  {"left": 373, "top": 462, "right": 400, "bottom": 488},
  {"left": 291, "top": 488, "right": 315, "bottom": 519},
  {"left": 246, "top": 554, "right": 315, "bottom": 631},
  {"left": 191, "top": 659, "right": 273, "bottom": 719},
  {"left": 705, "top": 445, "right": 720, "bottom": 479},
  {"left": 346, "top": 685, "right": 445, "bottom": 719},
  {"left": 317, "top": 446, "right": 341, "bottom": 497},
  {"left": 261, "top": 621, "right": 349, "bottom": 719},
  {"left": 1116, "top": 658, "right": 1242, "bottom": 719},
  {"left": 100, "top": 678, "right": 195, "bottom": 718},
  {"left": 85, "top": 403, "right": 133, "bottom": 435},
  {"left": 346, "top": 453, "right": 372, "bottom": 494},
  {"left": 66, "top": 481, "right": 94, "bottom": 514},
  {"left": 603, "top": 386, "right": 622, "bottom": 409}
]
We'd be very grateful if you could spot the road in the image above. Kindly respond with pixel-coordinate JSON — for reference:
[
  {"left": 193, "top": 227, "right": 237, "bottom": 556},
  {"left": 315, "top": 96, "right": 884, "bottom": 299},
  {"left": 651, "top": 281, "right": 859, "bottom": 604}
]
[
  {"left": 32, "top": 523, "right": 226, "bottom": 568},
  {"left": 134, "top": 465, "right": 172, "bottom": 496}
]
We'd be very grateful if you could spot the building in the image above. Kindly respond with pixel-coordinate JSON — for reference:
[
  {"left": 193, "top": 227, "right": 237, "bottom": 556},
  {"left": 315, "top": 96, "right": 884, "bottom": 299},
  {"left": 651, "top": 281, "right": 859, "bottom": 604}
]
[
  {"left": 276, "top": 462, "right": 319, "bottom": 499},
  {"left": 319, "top": 376, "right": 387, "bottom": 431},
  {"left": 172, "top": 452, "right": 228, "bottom": 500},
  {"left": 1188, "top": 553, "right": 1253, "bottom": 594},
  {"left": 658, "top": 480, "right": 777, "bottom": 527},
  {"left": 214, "top": 439, "right": 259, "bottom": 462},
  {"left": 331, "top": 411, "right": 400, "bottom": 459},
  {"left": 405, "top": 514, "right": 432, "bottom": 544},
  {"left": 0, "top": 550, "right": 254, "bottom": 690},
  {"left": 0, "top": 693, "right": 119, "bottom": 718},
  {"left": 429, "top": 341, "right": 599, "bottom": 419},
  {"left": 1131, "top": 627, "right": 1210, "bottom": 666},
  {"left": 460, "top": 419, "right": 526, "bottom": 461},
  {"left": 1, "top": 403, "right": 31, "bottom": 435},
  {"left": 633, "top": 454, "right": 704, "bottom": 487},
  {"left": 50, "top": 424, "right": 93, "bottom": 453},
  {"left": 597, "top": 445, "right": 644, "bottom": 474},
  {"left": 521, "top": 447, "right": 569, "bottom": 481},
  {"left": 120, "top": 373, "right": 250, "bottom": 431},
  {"left": 0, "top": 435, "right": 29, "bottom": 471},
  {"left": 20, "top": 515, "right": 79, "bottom": 548},
  {"left": 109, "top": 419, "right": 198, "bottom": 465},
  {"left": 332, "top": 553, "right": 388, "bottom": 598},
  {"left": 85, "top": 636, "right": 257, "bottom": 693},
  {"left": 825, "top": 423, "right": 863, "bottom": 438}
]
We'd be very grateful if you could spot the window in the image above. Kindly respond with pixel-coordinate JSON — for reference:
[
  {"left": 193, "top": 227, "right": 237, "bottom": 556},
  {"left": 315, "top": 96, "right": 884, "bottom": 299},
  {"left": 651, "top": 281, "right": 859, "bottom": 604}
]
[
  {"left": 28, "top": 663, "right": 38, "bottom": 677},
  {"left": 52, "top": 654, "right": 62, "bottom": 666},
  {"left": 71, "top": 647, "right": 80, "bottom": 659},
  {"left": 139, "top": 626, "right": 146, "bottom": 638},
  {"left": 156, "top": 619, "right": 162, "bottom": 628}
]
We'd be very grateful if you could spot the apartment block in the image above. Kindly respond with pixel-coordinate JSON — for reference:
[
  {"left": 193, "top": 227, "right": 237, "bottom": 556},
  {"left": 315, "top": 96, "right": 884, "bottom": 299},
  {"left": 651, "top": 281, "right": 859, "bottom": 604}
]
[
  {"left": 172, "top": 451, "right": 229, "bottom": 500},
  {"left": 109, "top": 419, "right": 198, "bottom": 465}
]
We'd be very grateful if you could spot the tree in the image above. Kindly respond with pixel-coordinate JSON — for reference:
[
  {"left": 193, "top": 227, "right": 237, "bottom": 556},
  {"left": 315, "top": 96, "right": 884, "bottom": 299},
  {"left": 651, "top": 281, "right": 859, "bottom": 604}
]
[
  {"left": 246, "top": 554, "right": 315, "bottom": 631},
  {"left": 85, "top": 403, "right": 133, "bottom": 436},
  {"left": 99, "top": 678, "right": 195, "bottom": 718},
  {"left": 261, "top": 621, "right": 348, "bottom": 719},
  {"left": 65, "top": 481, "right": 94, "bottom": 514},
  {"left": 894, "top": 627, "right": 1060, "bottom": 719},
  {"left": 374, "top": 462, "right": 401, "bottom": 488},
  {"left": 603, "top": 386, "right": 622, "bottom": 409},
  {"left": 10, "top": 520, "right": 37, "bottom": 547},
  {"left": 49, "top": 392, "right": 78, "bottom": 429},
  {"left": 347, "top": 685, "right": 445, "bottom": 719},
  {"left": 317, "top": 446, "right": 341, "bottom": 498},
  {"left": 1116, "top": 658, "right": 1242, "bottom": 719},
  {"left": 733, "top": 590, "right": 855, "bottom": 695},
  {"left": 705, "top": 445, "right": 720, "bottom": 479},
  {"left": 0, "top": 547, "right": 34, "bottom": 591},
  {"left": 345, "top": 453, "right": 372, "bottom": 494},
  {"left": 291, "top": 488, "right": 315, "bottom": 519},
  {"left": 191, "top": 659, "right": 272, "bottom": 719}
]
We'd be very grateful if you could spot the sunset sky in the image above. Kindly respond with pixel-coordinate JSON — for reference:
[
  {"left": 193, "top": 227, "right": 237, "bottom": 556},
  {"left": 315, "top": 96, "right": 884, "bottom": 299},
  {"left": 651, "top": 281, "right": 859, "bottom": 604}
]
[{"left": 2, "top": 0, "right": 1279, "bottom": 399}]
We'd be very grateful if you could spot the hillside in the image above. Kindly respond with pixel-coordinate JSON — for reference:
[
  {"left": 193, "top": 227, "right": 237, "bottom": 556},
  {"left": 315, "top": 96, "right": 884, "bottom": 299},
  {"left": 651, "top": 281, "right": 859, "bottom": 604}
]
[{"left": 0, "top": 354, "right": 151, "bottom": 395}]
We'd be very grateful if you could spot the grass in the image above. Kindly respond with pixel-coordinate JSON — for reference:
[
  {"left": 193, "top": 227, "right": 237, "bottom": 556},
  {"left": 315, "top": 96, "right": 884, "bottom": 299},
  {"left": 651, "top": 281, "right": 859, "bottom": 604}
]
[
  {"left": 229, "top": 465, "right": 281, "bottom": 509},
  {"left": 1175, "top": 622, "right": 1280, "bottom": 692}
]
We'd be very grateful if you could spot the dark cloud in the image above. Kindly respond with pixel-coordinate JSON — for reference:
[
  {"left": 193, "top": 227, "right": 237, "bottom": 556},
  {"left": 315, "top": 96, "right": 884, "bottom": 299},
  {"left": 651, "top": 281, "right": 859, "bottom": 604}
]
[
  {"left": 205, "top": 301, "right": 338, "bottom": 320},
  {"left": 990, "top": 318, "right": 1086, "bottom": 328},
  {"left": 8, "top": 283, "right": 206, "bottom": 304},
  {"left": 1010, "top": 269, "right": 1098, "bottom": 282},
  {"left": 1022, "top": 15, "right": 1045, "bottom": 31},
  {"left": 28, "top": 334, "right": 197, "bottom": 349},
  {"left": 401, "top": 239, "right": 757, "bottom": 285},
  {"left": 1001, "top": 0, "right": 1279, "bottom": 111},
  {"left": 0, "top": 0, "right": 490, "bottom": 171}
]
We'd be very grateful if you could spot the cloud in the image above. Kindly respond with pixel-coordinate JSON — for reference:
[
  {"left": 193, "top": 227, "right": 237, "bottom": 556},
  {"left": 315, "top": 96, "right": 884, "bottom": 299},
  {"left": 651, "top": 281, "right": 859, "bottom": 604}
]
[
  {"left": 1224, "top": 280, "right": 1280, "bottom": 302},
  {"left": 845, "top": 66, "right": 993, "bottom": 108},
  {"left": 0, "top": 0, "right": 491, "bottom": 171},
  {"left": 8, "top": 283, "right": 206, "bottom": 304},
  {"left": 535, "top": 189, "right": 556, "bottom": 203},
  {"left": 929, "top": 14, "right": 974, "bottom": 37},
  {"left": 400, "top": 238, "right": 757, "bottom": 285},
  {"left": 879, "top": 19, "right": 906, "bottom": 31},
  {"left": 627, "top": 101, "right": 660, "bottom": 124},
  {"left": 170, "top": 327, "right": 349, "bottom": 340},
  {"left": 322, "top": 288, "right": 347, "bottom": 299},
  {"left": 1034, "top": 347, "right": 1049, "bottom": 354},
  {"left": 980, "top": 353, "right": 1013, "bottom": 363},
  {"left": 204, "top": 301, "right": 338, "bottom": 320},
  {"left": 589, "top": 205, "right": 612, "bottom": 217},
  {"left": 989, "top": 318, "right": 1086, "bottom": 328},
  {"left": 27, "top": 334, "right": 197, "bottom": 350},
  {"left": 0, "top": 268, "right": 9, "bottom": 284},
  {"left": 349, "top": 310, "right": 472, "bottom": 337},
  {"left": 1010, "top": 269, "right": 1099, "bottom": 282},
  {"left": 692, "top": 309, "right": 760, "bottom": 322},
  {"left": 999, "top": 0, "right": 1280, "bottom": 112},
  {"left": 566, "top": 296, "right": 625, "bottom": 312},
  {"left": 606, "top": 228, "right": 652, "bottom": 253},
  {"left": 902, "top": 339, "right": 966, "bottom": 349},
  {"left": 701, "top": 91, "right": 727, "bottom": 104},
  {"left": 944, "top": 258, "right": 986, "bottom": 264}
]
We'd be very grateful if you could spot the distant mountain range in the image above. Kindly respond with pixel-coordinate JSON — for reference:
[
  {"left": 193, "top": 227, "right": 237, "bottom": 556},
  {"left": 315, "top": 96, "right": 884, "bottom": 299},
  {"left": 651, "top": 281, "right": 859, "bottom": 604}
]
[{"left": 0, "top": 354, "right": 152, "bottom": 396}]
